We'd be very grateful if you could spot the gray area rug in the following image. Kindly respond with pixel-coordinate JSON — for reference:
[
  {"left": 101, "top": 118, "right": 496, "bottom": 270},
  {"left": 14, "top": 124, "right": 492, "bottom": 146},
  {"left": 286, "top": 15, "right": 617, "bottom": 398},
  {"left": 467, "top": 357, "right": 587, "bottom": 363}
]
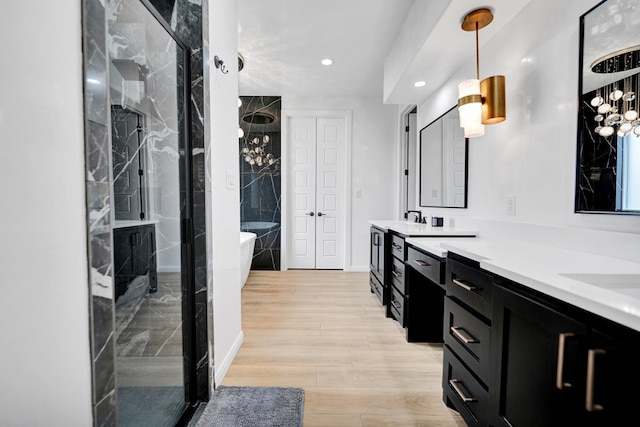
[{"left": 195, "top": 386, "right": 305, "bottom": 427}]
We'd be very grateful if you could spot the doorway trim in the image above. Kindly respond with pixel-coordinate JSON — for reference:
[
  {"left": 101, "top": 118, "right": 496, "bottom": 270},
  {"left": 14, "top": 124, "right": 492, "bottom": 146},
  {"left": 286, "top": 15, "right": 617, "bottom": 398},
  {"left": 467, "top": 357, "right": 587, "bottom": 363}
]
[
  {"left": 398, "top": 105, "right": 417, "bottom": 219},
  {"left": 281, "top": 109, "right": 353, "bottom": 271}
]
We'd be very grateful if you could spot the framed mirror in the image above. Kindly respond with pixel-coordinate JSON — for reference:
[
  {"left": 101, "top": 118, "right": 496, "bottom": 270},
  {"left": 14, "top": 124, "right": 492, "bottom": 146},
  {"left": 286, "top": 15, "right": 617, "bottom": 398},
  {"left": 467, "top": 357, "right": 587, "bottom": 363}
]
[
  {"left": 419, "top": 106, "right": 469, "bottom": 208},
  {"left": 576, "top": 0, "right": 640, "bottom": 214}
]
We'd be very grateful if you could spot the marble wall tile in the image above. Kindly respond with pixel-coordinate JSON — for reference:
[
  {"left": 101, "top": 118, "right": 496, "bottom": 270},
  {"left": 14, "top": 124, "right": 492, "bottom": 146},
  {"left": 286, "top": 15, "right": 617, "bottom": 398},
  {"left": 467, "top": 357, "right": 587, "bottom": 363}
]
[
  {"left": 239, "top": 96, "right": 282, "bottom": 270},
  {"left": 83, "top": 0, "right": 210, "bottom": 424}
]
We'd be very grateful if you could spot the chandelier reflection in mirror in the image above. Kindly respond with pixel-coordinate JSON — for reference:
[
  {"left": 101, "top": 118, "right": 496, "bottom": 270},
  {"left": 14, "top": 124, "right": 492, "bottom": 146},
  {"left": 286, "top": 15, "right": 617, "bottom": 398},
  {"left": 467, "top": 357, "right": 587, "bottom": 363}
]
[
  {"left": 589, "top": 47, "right": 640, "bottom": 138},
  {"left": 241, "top": 134, "right": 279, "bottom": 168},
  {"left": 590, "top": 78, "right": 639, "bottom": 137}
]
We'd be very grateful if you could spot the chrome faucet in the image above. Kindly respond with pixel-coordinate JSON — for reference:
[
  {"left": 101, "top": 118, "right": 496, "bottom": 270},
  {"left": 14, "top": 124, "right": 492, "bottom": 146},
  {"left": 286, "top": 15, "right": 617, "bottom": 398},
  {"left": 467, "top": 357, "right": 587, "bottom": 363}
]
[{"left": 406, "top": 210, "right": 422, "bottom": 223}]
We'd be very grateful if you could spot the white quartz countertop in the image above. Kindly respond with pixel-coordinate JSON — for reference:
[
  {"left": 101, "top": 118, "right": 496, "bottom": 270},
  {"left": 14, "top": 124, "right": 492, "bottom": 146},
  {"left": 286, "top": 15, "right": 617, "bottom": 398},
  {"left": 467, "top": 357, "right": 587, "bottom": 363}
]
[
  {"left": 113, "top": 220, "right": 160, "bottom": 229},
  {"left": 369, "top": 220, "right": 477, "bottom": 237},
  {"left": 433, "top": 238, "right": 640, "bottom": 333}
]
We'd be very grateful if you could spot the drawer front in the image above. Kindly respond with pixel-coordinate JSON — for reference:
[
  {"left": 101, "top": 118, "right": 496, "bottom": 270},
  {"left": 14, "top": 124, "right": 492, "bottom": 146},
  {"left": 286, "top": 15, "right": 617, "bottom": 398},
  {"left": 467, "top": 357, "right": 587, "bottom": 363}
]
[
  {"left": 369, "top": 273, "right": 383, "bottom": 305},
  {"left": 407, "top": 246, "right": 444, "bottom": 284},
  {"left": 389, "top": 285, "right": 405, "bottom": 326},
  {"left": 443, "top": 346, "right": 489, "bottom": 427},
  {"left": 391, "top": 257, "right": 405, "bottom": 294},
  {"left": 391, "top": 234, "right": 405, "bottom": 260},
  {"left": 444, "top": 297, "right": 491, "bottom": 385},
  {"left": 447, "top": 258, "right": 493, "bottom": 320}
]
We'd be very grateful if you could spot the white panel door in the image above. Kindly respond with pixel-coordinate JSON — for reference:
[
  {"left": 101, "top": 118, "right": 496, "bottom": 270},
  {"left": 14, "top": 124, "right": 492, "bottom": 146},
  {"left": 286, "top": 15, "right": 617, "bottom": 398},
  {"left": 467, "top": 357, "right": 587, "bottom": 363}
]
[
  {"left": 315, "top": 118, "right": 344, "bottom": 269},
  {"left": 287, "top": 116, "right": 345, "bottom": 270},
  {"left": 288, "top": 117, "right": 317, "bottom": 269}
]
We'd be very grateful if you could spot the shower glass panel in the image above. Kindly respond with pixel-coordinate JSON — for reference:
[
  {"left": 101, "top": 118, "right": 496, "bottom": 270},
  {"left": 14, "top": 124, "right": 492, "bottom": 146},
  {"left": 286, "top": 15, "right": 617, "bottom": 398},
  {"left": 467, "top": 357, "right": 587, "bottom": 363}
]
[{"left": 108, "top": 0, "right": 191, "bottom": 425}]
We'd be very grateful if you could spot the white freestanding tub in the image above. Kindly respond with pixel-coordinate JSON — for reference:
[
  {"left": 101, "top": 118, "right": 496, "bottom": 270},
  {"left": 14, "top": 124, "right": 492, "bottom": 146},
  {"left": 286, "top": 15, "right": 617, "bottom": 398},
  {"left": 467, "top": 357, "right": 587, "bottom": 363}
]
[{"left": 240, "top": 231, "right": 257, "bottom": 288}]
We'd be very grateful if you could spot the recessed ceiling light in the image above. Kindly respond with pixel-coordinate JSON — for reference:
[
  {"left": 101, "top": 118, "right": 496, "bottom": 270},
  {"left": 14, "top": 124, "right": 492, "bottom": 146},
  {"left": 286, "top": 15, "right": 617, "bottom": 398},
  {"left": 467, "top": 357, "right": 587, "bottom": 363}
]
[
  {"left": 414, "top": 81, "right": 426, "bottom": 88},
  {"left": 321, "top": 58, "right": 333, "bottom": 66}
]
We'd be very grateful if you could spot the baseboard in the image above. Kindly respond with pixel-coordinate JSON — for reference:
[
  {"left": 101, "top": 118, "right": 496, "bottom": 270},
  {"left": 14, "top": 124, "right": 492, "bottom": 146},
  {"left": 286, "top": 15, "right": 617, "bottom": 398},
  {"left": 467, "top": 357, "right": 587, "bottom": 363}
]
[
  {"left": 214, "top": 331, "right": 244, "bottom": 387},
  {"left": 348, "top": 265, "right": 370, "bottom": 273}
]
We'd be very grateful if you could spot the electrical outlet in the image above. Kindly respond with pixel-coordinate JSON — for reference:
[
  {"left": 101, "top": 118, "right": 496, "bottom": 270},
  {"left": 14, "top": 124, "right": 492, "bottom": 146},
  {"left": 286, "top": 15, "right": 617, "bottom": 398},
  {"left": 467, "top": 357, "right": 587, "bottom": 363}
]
[{"left": 506, "top": 195, "right": 516, "bottom": 216}]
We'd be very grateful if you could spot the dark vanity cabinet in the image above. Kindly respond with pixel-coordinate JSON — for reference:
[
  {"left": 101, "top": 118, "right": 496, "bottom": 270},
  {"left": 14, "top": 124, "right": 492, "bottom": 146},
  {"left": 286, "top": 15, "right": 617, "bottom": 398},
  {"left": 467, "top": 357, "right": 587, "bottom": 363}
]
[
  {"left": 442, "top": 252, "right": 640, "bottom": 427},
  {"left": 404, "top": 245, "right": 446, "bottom": 342},
  {"left": 113, "top": 223, "right": 158, "bottom": 300},
  {"left": 369, "top": 226, "right": 388, "bottom": 306},
  {"left": 490, "top": 281, "right": 640, "bottom": 427},
  {"left": 388, "top": 234, "right": 406, "bottom": 323},
  {"left": 442, "top": 253, "right": 493, "bottom": 427}
]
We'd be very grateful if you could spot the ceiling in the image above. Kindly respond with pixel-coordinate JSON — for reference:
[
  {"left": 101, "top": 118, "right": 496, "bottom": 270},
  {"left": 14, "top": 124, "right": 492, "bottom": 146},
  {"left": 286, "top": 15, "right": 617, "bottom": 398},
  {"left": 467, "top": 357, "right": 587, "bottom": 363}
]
[{"left": 237, "top": 0, "right": 533, "bottom": 105}]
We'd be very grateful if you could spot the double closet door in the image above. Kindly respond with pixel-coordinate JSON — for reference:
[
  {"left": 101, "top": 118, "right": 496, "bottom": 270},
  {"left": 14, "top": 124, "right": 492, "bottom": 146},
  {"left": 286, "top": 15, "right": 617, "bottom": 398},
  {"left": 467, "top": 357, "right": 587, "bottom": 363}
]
[{"left": 288, "top": 116, "right": 345, "bottom": 269}]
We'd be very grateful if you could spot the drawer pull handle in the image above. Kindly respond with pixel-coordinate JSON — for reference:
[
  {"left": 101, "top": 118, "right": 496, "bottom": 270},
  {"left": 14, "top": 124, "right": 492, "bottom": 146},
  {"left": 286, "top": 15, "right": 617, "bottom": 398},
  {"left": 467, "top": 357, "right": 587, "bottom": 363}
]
[
  {"left": 391, "top": 300, "right": 401, "bottom": 309},
  {"left": 392, "top": 243, "right": 402, "bottom": 250},
  {"left": 452, "top": 278, "right": 477, "bottom": 292},
  {"left": 586, "top": 349, "right": 606, "bottom": 412},
  {"left": 449, "top": 379, "right": 476, "bottom": 403},
  {"left": 391, "top": 271, "right": 402, "bottom": 278},
  {"left": 451, "top": 327, "right": 479, "bottom": 344},
  {"left": 556, "top": 332, "right": 575, "bottom": 389},
  {"left": 413, "top": 259, "right": 430, "bottom": 267}
]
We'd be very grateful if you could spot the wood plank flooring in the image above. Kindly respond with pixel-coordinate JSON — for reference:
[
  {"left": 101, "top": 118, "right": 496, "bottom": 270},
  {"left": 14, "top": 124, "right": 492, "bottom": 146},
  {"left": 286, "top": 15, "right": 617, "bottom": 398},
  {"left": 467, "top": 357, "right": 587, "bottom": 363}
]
[{"left": 222, "top": 270, "right": 466, "bottom": 427}]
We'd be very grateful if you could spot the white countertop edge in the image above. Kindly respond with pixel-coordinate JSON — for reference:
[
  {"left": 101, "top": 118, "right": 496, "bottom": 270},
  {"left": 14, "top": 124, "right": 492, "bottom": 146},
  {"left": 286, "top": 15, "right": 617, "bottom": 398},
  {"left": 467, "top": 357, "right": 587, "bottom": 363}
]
[
  {"left": 481, "top": 260, "right": 640, "bottom": 333},
  {"left": 405, "top": 237, "right": 479, "bottom": 258},
  {"left": 370, "top": 220, "right": 477, "bottom": 237},
  {"left": 437, "top": 239, "right": 640, "bottom": 333}
]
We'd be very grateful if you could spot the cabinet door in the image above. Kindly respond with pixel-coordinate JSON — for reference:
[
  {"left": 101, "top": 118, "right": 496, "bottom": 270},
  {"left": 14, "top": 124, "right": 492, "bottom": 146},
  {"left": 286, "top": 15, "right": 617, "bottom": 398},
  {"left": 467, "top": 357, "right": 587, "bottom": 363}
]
[
  {"left": 491, "top": 284, "right": 588, "bottom": 427},
  {"left": 583, "top": 328, "right": 640, "bottom": 426},
  {"left": 370, "top": 228, "right": 380, "bottom": 275}
]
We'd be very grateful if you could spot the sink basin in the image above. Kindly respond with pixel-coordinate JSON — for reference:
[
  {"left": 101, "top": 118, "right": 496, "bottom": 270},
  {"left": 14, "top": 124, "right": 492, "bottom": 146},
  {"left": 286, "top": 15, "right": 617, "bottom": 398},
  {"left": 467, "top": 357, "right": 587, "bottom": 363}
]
[{"left": 560, "top": 273, "right": 640, "bottom": 289}]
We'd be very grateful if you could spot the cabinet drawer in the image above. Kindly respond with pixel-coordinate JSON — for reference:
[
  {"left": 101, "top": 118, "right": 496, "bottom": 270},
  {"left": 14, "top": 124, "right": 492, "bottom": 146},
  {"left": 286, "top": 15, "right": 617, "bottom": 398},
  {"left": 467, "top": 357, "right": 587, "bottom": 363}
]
[
  {"left": 407, "top": 246, "right": 444, "bottom": 285},
  {"left": 390, "top": 285, "right": 405, "bottom": 326},
  {"left": 444, "top": 296, "right": 491, "bottom": 385},
  {"left": 369, "top": 273, "right": 383, "bottom": 305},
  {"left": 443, "top": 346, "right": 489, "bottom": 427},
  {"left": 391, "top": 234, "right": 405, "bottom": 260},
  {"left": 447, "top": 257, "right": 493, "bottom": 320},
  {"left": 391, "top": 257, "right": 405, "bottom": 294}
]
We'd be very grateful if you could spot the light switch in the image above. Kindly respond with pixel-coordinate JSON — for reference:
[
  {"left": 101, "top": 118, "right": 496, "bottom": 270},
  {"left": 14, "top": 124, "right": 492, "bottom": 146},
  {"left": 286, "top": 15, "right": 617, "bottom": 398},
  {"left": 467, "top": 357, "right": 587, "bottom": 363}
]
[
  {"left": 355, "top": 189, "right": 362, "bottom": 198},
  {"left": 226, "top": 170, "right": 237, "bottom": 190},
  {"left": 506, "top": 195, "right": 516, "bottom": 216}
]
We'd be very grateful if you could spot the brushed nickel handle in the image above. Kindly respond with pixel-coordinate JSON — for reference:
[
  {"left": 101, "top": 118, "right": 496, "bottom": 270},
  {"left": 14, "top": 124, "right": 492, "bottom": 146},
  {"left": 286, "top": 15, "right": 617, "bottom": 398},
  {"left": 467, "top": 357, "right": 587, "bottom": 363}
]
[
  {"left": 392, "top": 243, "right": 402, "bottom": 250},
  {"left": 586, "top": 349, "right": 606, "bottom": 412},
  {"left": 556, "top": 332, "right": 575, "bottom": 389},
  {"left": 391, "top": 300, "right": 401, "bottom": 309},
  {"left": 451, "top": 326, "right": 479, "bottom": 344},
  {"left": 449, "top": 379, "right": 476, "bottom": 402},
  {"left": 452, "top": 278, "right": 477, "bottom": 291},
  {"left": 413, "top": 259, "right": 430, "bottom": 267},
  {"left": 391, "top": 271, "right": 402, "bottom": 278}
]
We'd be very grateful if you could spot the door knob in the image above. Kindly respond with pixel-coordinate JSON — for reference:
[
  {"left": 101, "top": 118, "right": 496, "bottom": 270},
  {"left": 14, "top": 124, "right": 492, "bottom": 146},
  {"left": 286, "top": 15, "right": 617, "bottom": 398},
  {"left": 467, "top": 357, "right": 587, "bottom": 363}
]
[
  {"left": 306, "top": 212, "right": 314, "bottom": 216},
  {"left": 317, "top": 212, "right": 324, "bottom": 217}
]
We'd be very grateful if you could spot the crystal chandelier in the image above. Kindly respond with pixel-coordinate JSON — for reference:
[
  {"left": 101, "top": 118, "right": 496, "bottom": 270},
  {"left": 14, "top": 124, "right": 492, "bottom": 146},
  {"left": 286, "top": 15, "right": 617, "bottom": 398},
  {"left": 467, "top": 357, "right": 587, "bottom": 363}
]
[
  {"left": 590, "top": 77, "right": 639, "bottom": 138},
  {"left": 241, "top": 134, "right": 278, "bottom": 167}
]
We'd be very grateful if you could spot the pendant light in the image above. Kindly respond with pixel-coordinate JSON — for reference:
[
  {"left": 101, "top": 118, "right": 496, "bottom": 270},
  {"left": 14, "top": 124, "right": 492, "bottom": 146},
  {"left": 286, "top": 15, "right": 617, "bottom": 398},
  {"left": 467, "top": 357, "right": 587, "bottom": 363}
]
[{"left": 458, "top": 8, "right": 506, "bottom": 137}]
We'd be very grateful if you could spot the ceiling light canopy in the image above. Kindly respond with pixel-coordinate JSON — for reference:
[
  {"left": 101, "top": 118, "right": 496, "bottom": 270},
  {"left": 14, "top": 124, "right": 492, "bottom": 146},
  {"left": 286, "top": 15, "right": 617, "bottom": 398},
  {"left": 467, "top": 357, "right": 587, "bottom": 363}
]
[{"left": 457, "top": 8, "right": 506, "bottom": 138}]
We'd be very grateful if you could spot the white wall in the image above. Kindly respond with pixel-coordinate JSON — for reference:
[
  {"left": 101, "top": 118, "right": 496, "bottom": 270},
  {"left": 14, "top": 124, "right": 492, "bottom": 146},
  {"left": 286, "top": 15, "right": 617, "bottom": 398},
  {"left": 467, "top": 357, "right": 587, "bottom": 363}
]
[
  {"left": 414, "top": 0, "right": 640, "bottom": 254},
  {"left": 282, "top": 96, "right": 399, "bottom": 270},
  {"left": 0, "top": 1, "right": 93, "bottom": 425},
  {"left": 207, "top": 0, "right": 243, "bottom": 387}
]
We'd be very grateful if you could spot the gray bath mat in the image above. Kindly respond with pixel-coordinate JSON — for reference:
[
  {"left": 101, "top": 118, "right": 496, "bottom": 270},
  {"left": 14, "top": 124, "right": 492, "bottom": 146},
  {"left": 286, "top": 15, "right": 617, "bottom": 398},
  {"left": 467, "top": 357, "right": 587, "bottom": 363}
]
[{"left": 195, "top": 386, "right": 305, "bottom": 427}]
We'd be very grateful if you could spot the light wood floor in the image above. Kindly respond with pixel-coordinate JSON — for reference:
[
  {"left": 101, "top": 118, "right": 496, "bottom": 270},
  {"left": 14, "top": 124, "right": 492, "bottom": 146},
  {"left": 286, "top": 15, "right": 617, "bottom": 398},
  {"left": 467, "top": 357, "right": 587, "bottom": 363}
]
[{"left": 222, "top": 270, "right": 466, "bottom": 427}]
